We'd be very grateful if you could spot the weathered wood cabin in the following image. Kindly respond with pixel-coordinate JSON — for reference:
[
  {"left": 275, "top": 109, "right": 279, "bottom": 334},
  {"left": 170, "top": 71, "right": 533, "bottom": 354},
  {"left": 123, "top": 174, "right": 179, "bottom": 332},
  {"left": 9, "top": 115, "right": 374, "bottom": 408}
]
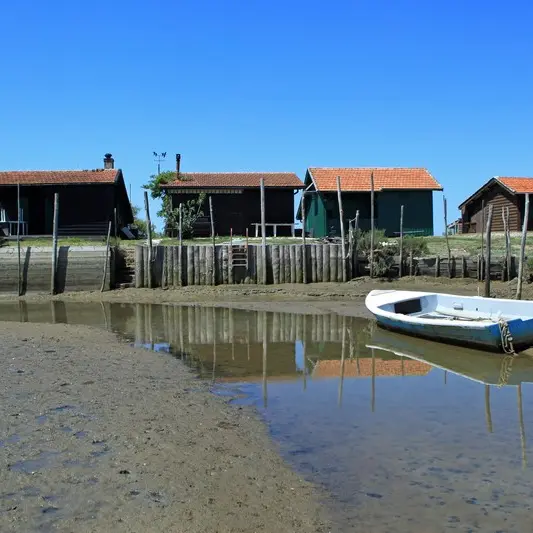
[
  {"left": 0, "top": 154, "right": 134, "bottom": 237},
  {"left": 162, "top": 165, "right": 304, "bottom": 237},
  {"left": 459, "top": 177, "right": 533, "bottom": 233},
  {"left": 298, "top": 167, "right": 442, "bottom": 238}
]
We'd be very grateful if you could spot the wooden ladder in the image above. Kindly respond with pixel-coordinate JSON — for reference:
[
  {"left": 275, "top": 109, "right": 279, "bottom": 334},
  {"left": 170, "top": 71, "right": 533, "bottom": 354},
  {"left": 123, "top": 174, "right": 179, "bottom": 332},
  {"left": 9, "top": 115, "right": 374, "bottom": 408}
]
[{"left": 229, "top": 229, "right": 249, "bottom": 270}]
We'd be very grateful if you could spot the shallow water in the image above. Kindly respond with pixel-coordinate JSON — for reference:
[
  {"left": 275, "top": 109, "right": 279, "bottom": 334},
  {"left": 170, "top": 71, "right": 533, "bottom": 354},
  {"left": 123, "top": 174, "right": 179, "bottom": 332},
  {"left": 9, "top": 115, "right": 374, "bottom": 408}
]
[{"left": 2, "top": 300, "right": 533, "bottom": 532}]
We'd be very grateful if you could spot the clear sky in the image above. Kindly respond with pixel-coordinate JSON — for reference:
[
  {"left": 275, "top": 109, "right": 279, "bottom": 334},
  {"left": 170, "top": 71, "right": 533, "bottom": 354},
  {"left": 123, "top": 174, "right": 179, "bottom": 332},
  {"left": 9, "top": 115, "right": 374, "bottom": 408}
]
[{"left": 2, "top": 0, "right": 533, "bottom": 234}]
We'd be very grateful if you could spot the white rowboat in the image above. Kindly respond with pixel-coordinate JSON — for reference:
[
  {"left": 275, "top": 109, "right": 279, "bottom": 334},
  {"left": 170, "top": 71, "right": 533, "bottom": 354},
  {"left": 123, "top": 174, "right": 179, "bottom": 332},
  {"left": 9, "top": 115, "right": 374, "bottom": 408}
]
[{"left": 365, "top": 289, "right": 533, "bottom": 353}]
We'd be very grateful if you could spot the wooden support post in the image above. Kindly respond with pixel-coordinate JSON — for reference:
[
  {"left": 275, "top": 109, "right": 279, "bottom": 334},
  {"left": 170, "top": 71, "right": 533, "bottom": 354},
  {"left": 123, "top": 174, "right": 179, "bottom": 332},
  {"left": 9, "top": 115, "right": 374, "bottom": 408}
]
[
  {"left": 399, "top": 204, "right": 404, "bottom": 278},
  {"left": 435, "top": 255, "right": 440, "bottom": 277},
  {"left": 480, "top": 200, "right": 485, "bottom": 280},
  {"left": 354, "top": 210, "right": 359, "bottom": 277},
  {"left": 301, "top": 190, "right": 308, "bottom": 284},
  {"left": 336, "top": 175, "right": 347, "bottom": 282},
  {"left": 51, "top": 193, "right": 59, "bottom": 295},
  {"left": 144, "top": 191, "right": 153, "bottom": 289},
  {"left": 370, "top": 171, "right": 375, "bottom": 278},
  {"left": 101, "top": 220, "right": 112, "bottom": 292},
  {"left": 17, "top": 182, "right": 22, "bottom": 296},
  {"left": 260, "top": 178, "right": 267, "bottom": 285},
  {"left": 503, "top": 206, "right": 512, "bottom": 281},
  {"left": 462, "top": 256, "right": 467, "bottom": 278},
  {"left": 484, "top": 203, "right": 494, "bottom": 298},
  {"left": 443, "top": 196, "right": 452, "bottom": 277},
  {"left": 517, "top": 193, "right": 529, "bottom": 300},
  {"left": 409, "top": 250, "right": 414, "bottom": 276},
  {"left": 178, "top": 203, "right": 183, "bottom": 246},
  {"left": 209, "top": 196, "right": 216, "bottom": 285}
]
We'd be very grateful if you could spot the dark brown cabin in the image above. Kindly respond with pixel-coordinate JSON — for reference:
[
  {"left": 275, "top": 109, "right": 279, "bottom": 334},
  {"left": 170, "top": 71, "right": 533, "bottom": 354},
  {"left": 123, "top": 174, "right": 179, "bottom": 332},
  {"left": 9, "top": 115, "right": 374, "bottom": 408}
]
[
  {"left": 162, "top": 166, "right": 304, "bottom": 237},
  {"left": 0, "top": 154, "right": 134, "bottom": 238},
  {"left": 459, "top": 177, "right": 533, "bottom": 233}
]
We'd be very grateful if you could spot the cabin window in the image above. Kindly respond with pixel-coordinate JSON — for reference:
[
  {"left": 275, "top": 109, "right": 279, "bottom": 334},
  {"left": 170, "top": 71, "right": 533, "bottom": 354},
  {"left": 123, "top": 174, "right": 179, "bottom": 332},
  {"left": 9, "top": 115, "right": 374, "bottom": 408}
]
[{"left": 394, "top": 298, "right": 422, "bottom": 315}]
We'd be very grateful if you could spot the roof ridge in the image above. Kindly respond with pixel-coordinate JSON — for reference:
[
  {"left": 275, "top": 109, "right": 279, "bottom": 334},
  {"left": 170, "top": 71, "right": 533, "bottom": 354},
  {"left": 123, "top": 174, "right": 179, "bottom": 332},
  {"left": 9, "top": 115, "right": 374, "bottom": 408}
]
[
  {"left": 0, "top": 169, "right": 117, "bottom": 173},
  {"left": 307, "top": 166, "right": 429, "bottom": 170},
  {"left": 179, "top": 171, "right": 298, "bottom": 175}
]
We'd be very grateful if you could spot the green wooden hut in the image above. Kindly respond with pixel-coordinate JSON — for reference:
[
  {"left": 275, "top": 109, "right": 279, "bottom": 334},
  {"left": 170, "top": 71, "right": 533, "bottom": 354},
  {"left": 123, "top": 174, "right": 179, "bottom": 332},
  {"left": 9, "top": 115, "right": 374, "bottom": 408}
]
[{"left": 297, "top": 167, "right": 443, "bottom": 238}]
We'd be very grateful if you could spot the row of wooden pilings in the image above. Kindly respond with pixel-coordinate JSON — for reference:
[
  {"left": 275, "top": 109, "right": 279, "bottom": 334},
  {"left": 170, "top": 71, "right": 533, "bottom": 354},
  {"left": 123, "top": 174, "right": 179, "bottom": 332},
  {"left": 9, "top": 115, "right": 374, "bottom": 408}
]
[{"left": 132, "top": 244, "right": 519, "bottom": 287}]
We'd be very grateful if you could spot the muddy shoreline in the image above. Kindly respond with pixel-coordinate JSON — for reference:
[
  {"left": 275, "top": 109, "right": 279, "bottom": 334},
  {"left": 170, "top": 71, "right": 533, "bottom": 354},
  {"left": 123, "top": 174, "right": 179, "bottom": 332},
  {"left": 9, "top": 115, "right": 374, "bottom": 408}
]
[
  {"left": 0, "top": 277, "right": 529, "bottom": 318},
  {"left": 0, "top": 322, "right": 330, "bottom": 533}
]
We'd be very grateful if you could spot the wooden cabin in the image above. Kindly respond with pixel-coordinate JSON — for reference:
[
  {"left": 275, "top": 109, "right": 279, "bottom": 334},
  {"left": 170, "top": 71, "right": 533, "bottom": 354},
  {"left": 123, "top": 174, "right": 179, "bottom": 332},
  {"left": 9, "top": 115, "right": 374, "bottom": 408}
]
[
  {"left": 0, "top": 154, "right": 134, "bottom": 238},
  {"left": 298, "top": 167, "right": 443, "bottom": 238},
  {"left": 459, "top": 177, "right": 533, "bottom": 233},
  {"left": 162, "top": 170, "right": 304, "bottom": 237}
]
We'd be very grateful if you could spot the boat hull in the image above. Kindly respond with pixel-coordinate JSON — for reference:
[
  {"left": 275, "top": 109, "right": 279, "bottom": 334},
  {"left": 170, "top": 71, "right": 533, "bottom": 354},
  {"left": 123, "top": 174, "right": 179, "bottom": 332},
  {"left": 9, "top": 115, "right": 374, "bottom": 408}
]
[{"left": 373, "top": 315, "right": 504, "bottom": 352}]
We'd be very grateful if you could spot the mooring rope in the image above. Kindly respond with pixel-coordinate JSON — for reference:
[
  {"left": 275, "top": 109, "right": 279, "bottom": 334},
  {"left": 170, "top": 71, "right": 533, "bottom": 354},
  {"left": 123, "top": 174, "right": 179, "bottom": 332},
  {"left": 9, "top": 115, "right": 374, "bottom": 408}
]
[
  {"left": 496, "top": 317, "right": 518, "bottom": 387},
  {"left": 498, "top": 317, "right": 516, "bottom": 356}
]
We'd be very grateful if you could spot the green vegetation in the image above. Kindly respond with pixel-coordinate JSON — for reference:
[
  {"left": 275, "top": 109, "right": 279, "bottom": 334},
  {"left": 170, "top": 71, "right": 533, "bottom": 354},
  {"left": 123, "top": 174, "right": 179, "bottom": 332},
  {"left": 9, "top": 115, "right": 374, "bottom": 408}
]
[{"left": 143, "top": 170, "right": 206, "bottom": 237}]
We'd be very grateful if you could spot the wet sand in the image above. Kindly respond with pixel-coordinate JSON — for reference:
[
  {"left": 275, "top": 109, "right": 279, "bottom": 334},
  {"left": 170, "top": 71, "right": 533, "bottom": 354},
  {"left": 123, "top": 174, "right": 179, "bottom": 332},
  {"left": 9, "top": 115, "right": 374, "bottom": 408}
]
[{"left": 0, "top": 322, "right": 330, "bottom": 533}]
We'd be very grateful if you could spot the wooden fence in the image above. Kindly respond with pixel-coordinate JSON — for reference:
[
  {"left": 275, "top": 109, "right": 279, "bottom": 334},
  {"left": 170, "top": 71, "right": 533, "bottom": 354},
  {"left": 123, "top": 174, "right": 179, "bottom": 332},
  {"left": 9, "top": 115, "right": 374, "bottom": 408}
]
[{"left": 133, "top": 244, "right": 519, "bottom": 287}]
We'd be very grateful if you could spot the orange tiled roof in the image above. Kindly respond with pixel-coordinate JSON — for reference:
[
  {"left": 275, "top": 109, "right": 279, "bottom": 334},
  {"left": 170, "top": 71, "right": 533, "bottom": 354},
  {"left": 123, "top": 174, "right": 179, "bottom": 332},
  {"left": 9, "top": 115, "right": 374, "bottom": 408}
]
[
  {"left": 497, "top": 177, "right": 533, "bottom": 194},
  {"left": 163, "top": 172, "right": 304, "bottom": 189},
  {"left": 308, "top": 167, "right": 442, "bottom": 192},
  {"left": 313, "top": 358, "right": 432, "bottom": 378},
  {"left": 0, "top": 169, "right": 119, "bottom": 186}
]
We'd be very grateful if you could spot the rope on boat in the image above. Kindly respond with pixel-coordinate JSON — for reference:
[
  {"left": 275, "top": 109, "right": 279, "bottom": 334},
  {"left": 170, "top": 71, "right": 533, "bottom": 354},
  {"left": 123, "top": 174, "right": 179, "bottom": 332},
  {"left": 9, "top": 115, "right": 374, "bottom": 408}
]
[
  {"left": 497, "top": 317, "right": 518, "bottom": 388},
  {"left": 498, "top": 317, "right": 516, "bottom": 356}
]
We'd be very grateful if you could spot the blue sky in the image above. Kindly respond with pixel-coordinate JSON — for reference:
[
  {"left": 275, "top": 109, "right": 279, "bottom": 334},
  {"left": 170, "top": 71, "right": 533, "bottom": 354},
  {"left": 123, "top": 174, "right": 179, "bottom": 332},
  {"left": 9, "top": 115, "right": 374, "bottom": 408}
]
[{"left": 1, "top": 0, "right": 533, "bottom": 234}]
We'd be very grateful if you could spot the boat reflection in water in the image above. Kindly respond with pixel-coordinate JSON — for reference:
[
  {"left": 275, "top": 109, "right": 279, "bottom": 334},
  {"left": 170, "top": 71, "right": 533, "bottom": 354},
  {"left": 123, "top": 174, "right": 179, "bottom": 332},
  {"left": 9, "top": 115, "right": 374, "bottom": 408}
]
[{"left": 368, "top": 327, "right": 533, "bottom": 468}]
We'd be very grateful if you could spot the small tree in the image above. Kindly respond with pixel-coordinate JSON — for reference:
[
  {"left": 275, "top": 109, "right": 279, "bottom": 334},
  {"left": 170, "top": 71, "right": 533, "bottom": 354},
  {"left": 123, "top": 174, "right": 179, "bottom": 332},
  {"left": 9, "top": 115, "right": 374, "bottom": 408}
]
[{"left": 143, "top": 171, "right": 206, "bottom": 238}]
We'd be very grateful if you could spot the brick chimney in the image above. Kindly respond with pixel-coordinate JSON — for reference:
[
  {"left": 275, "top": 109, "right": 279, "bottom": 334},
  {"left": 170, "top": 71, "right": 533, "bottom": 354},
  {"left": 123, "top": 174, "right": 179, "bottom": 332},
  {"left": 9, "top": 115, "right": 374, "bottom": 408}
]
[
  {"left": 176, "top": 153, "right": 181, "bottom": 179},
  {"left": 103, "top": 153, "right": 114, "bottom": 169}
]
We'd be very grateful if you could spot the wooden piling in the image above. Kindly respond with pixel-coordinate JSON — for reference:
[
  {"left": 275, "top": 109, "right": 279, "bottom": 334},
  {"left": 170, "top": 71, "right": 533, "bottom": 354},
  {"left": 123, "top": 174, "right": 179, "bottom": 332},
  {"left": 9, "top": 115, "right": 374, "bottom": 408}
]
[
  {"left": 199, "top": 245, "right": 207, "bottom": 285},
  {"left": 260, "top": 178, "right": 267, "bottom": 285},
  {"left": 290, "top": 245, "right": 296, "bottom": 283},
  {"left": 100, "top": 220, "right": 112, "bottom": 292},
  {"left": 51, "top": 193, "right": 59, "bottom": 295},
  {"left": 330, "top": 244, "right": 338, "bottom": 282},
  {"left": 399, "top": 204, "right": 404, "bottom": 278},
  {"left": 316, "top": 243, "right": 323, "bottom": 282},
  {"left": 435, "top": 256, "right": 440, "bottom": 278},
  {"left": 194, "top": 246, "right": 201, "bottom": 285},
  {"left": 186, "top": 245, "right": 194, "bottom": 286},
  {"left": 354, "top": 210, "right": 359, "bottom": 277},
  {"left": 272, "top": 245, "right": 280, "bottom": 284},
  {"left": 135, "top": 245, "right": 143, "bottom": 287},
  {"left": 336, "top": 175, "right": 347, "bottom": 282},
  {"left": 310, "top": 244, "right": 317, "bottom": 283},
  {"left": 480, "top": 199, "right": 485, "bottom": 280},
  {"left": 370, "top": 171, "right": 375, "bottom": 278},
  {"left": 484, "top": 204, "right": 494, "bottom": 297},
  {"left": 505, "top": 206, "right": 512, "bottom": 281},
  {"left": 209, "top": 197, "right": 216, "bottom": 285},
  {"left": 144, "top": 191, "right": 153, "bottom": 289},
  {"left": 517, "top": 193, "right": 529, "bottom": 300},
  {"left": 17, "top": 182, "right": 22, "bottom": 296},
  {"left": 443, "top": 196, "right": 452, "bottom": 278},
  {"left": 284, "top": 246, "right": 290, "bottom": 283},
  {"left": 322, "top": 243, "right": 330, "bottom": 282},
  {"left": 462, "top": 256, "right": 467, "bottom": 278},
  {"left": 301, "top": 189, "right": 308, "bottom": 284},
  {"left": 296, "top": 244, "right": 303, "bottom": 283}
]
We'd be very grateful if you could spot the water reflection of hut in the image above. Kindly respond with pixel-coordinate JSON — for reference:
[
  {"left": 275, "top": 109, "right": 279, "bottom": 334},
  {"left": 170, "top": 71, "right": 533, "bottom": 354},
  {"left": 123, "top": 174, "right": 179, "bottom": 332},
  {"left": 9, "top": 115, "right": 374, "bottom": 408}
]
[{"left": 312, "top": 358, "right": 431, "bottom": 378}]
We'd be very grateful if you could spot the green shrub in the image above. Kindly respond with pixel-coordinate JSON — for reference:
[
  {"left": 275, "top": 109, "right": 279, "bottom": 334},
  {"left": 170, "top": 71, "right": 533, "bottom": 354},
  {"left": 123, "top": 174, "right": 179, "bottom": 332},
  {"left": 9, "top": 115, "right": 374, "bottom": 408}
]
[{"left": 403, "top": 236, "right": 429, "bottom": 257}]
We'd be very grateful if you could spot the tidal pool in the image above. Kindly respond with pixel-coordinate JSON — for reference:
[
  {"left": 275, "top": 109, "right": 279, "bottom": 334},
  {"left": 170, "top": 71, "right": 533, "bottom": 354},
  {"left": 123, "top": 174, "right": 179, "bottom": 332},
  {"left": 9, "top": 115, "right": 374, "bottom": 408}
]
[{"left": 1, "top": 300, "right": 532, "bottom": 532}]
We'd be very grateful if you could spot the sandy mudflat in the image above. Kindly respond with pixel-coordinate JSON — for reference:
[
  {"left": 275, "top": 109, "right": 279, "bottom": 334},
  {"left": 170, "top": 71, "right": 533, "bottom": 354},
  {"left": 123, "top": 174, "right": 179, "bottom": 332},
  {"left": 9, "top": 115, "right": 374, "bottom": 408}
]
[{"left": 0, "top": 322, "right": 330, "bottom": 533}]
